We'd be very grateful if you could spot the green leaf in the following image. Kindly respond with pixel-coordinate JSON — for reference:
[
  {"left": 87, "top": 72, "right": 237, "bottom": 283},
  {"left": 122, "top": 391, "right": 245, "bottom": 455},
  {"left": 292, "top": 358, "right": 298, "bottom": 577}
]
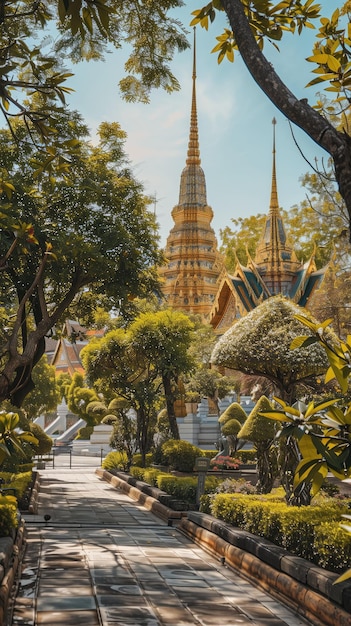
[
  {"left": 307, "top": 53, "right": 329, "bottom": 64},
  {"left": 334, "top": 569, "right": 351, "bottom": 585},
  {"left": 290, "top": 335, "right": 317, "bottom": 350}
]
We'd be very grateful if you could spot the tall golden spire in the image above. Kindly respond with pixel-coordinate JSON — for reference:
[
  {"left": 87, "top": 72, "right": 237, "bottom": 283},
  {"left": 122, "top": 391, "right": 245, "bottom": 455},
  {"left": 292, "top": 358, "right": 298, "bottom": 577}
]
[
  {"left": 159, "top": 27, "right": 226, "bottom": 318},
  {"left": 186, "top": 28, "right": 201, "bottom": 166}
]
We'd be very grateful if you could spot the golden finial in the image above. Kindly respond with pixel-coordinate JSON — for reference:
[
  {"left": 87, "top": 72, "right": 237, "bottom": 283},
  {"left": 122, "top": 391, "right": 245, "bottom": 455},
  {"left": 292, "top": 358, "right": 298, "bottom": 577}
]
[
  {"left": 270, "top": 117, "right": 279, "bottom": 211},
  {"left": 186, "top": 27, "right": 201, "bottom": 166}
]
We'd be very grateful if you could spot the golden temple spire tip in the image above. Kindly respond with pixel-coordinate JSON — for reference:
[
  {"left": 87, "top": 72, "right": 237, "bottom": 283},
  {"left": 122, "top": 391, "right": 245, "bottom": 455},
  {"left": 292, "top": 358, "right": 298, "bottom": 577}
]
[{"left": 186, "top": 26, "right": 201, "bottom": 166}]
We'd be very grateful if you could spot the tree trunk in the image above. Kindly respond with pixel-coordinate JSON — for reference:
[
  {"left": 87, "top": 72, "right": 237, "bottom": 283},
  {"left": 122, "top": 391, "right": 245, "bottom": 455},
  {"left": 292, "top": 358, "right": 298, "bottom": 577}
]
[
  {"left": 222, "top": 0, "right": 351, "bottom": 236},
  {"left": 162, "top": 373, "right": 179, "bottom": 439}
]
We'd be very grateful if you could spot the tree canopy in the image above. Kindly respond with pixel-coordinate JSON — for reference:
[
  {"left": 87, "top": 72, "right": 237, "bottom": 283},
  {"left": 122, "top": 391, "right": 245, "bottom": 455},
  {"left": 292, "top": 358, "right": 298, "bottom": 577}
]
[
  {"left": 0, "top": 0, "right": 188, "bottom": 156},
  {"left": 0, "top": 113, "right": 162, "bottom": 406}
]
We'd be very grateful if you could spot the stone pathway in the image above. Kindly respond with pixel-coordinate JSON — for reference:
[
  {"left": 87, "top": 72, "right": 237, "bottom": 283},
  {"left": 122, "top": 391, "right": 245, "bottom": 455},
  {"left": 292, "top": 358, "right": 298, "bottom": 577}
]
[{"left": 10, "top": 463, "right": 312, "bottom": 625}]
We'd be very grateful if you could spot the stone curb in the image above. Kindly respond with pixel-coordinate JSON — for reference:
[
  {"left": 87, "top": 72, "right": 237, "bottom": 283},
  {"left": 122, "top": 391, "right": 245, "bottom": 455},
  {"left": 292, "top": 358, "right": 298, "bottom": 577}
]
[
  {"left": 28, "top": 471, "right": 40, "bottom": 514},
  {"left": 97, "top": 468, "right": 351, "bottom": 626},
  {"left": 180, "top": 513, "right": 351, "bottom": 626},
  {"left": 0, "top": 517, "right": 26, "bottom": 625},
  {"left": 95, "top": 468, "right": 183, "bottom": 523}
]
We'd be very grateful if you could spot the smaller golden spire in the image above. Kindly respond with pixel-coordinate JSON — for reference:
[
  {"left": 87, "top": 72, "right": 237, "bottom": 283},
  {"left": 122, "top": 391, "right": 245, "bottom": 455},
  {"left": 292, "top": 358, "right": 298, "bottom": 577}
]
[
  {"left": 270, "top": 117, "right": 279, "bottom": 212},
  {"left": 186, "top": 28, "right": 201, "bottom": 166}
]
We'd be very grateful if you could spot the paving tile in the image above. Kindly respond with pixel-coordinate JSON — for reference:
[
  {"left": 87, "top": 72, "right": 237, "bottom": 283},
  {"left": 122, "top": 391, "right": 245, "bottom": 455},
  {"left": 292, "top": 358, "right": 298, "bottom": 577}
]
[
  {"left": 36, "top": 596, "right": 96, "bottom": 610},
  {"left": 38, "top": 584, "right": 93, "bottom": 597},
  {"left": 100, "top": 606, "right": 158, "bottom": 622},
  {"left": 36, "top": 610, "right": 100, "bottom": 625},
  {"left": 96, "top": 593, "right": 148, "bottom": 607}
]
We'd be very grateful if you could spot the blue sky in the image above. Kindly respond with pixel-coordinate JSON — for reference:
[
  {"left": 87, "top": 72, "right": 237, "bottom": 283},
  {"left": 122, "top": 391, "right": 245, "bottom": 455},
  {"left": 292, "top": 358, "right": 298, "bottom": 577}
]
[{"left": 66, "top": 1, "right": 331, "bottom": 246}]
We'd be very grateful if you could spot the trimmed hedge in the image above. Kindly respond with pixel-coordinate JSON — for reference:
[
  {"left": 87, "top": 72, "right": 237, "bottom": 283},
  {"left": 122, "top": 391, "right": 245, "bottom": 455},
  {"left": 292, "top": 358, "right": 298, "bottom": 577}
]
[
  {"left": 0, "top": 471, "right": 33, "bottom": 500},
  {"left": 204, "top": 491, "right": 351, "bottom": 572},
  {"left": 128, "top": 466, "right": 220, "bottom": 505},
  {"left": 0, "top": 495, "right": 18, "bottom": 536}
]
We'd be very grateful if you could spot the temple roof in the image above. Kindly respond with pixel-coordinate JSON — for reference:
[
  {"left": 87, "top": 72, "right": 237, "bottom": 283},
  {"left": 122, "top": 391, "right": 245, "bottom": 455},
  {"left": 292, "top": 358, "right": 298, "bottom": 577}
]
[{"left": 210, "top": 120, "right": 328, "bottom": 330}]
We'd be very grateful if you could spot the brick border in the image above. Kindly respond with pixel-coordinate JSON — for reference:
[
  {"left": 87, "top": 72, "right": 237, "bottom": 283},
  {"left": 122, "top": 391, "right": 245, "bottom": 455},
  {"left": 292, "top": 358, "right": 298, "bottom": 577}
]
[{"left": 0, "top": 518, "right": 26, "bottom": 625}]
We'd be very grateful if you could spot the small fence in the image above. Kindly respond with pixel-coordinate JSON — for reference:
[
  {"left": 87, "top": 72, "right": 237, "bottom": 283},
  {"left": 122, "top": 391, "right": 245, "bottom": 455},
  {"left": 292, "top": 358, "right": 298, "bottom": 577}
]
[{"left": 34, "top": 448, "right": 106, "bottom": 469}]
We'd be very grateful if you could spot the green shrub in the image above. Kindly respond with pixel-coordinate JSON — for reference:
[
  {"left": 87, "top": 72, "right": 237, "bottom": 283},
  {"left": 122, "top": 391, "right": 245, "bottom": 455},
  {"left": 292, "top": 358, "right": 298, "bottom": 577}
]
[
  {"left": 143, "top": 468, "right": 163, "bottom": 486},
  {"left": 314, "top": 522, "right": 351, "bottom": 573},
  {"left": 0, "top": 495, "right": 18, "bottom": 536},
  {"left": 279, "top": 503, "right": 348, "bottom": 560},
  {"left": 132, "top": 453, "right": 153, "bottom": 467},
  {"left": 235, "top": 449, "right": 256, "bottom": 463},
  {"left": 157, "top": 475, "right": 197, "bottom": 502},
  {"left": 0, "top": 471, "right": 33, "bottom": 500},
  {"left": 156, "top": 474, "right": 219, "bottom": 505},
  {"left": 206, "top": 490, "right": 350, "bottom": 568},
  {"left": 161, "top": 439, "right": 204, "bottom": 472},
  {"left": 102, "top": 451, "right": 129, "bottom": 472},
  {"left": 201, "top": 450, "right": 217, "bottom": 460},
  {"left": 129, "top": 466, "right": 146, "bottom": 480},
  {"left": 76, "top": 425, "right": 93, "bottom": 440},
  {"left": 210, "top": 493, "right": 248, "bottom": 527}
]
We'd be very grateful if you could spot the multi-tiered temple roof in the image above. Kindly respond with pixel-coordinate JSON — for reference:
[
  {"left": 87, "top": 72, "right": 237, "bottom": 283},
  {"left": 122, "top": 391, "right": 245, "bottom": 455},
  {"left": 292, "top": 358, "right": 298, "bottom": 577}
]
[
  {"left": 159, "top": 32, "right": 226, "bottom": 317},
  {"left": 210, "top": 120, "right": 327, "bottom": 331}
]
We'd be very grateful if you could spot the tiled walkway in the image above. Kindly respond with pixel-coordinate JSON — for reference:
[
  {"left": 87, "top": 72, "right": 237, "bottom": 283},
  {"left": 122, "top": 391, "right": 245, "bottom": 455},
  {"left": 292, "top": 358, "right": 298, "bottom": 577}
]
[{"left": 10, "top": 462, "right": 312, "bottom": 625}]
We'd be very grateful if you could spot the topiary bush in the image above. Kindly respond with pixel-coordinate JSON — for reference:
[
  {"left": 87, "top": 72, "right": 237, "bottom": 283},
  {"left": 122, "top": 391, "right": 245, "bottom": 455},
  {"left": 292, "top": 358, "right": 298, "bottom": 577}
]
[
  {"left": 76, "top": 425, "right": 94, "bottom": 440},
  {"left": 29, "top": 423, "right": 53, "bottom": 456},
  {"left": 161, "top": 439, "right": 204, "bottom": 472},
  {"left": 219, "top": 402, "right": 247, "bottom": 425}
]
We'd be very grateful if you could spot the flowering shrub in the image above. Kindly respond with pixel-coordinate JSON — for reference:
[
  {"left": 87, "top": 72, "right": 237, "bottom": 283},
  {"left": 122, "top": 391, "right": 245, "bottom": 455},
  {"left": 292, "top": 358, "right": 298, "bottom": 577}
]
[
  {"left": 215, "top": 478, "right": 256, "bottom": 495},
  {"left": 210, "top": 455, "right": 240, "bottom": 471}
]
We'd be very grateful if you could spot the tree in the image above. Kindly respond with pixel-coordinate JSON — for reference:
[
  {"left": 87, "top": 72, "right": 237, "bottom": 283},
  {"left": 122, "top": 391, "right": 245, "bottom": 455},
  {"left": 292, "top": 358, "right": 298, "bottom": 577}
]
[
  {"left": 238, "top": 395, "right": 277, "bottom": 494},
  {"left": 220, "top": 214, "right": 266, "bottom": 271},
  {"left": 20, "top": 355, "right": 60, "bottom": 421},
  {"left": 192, "top": 2, "right": 351, "bottom": 236},
  {"left": 0, "top": 115, "right": 162, "bottom": 406},
  {"left": 0, "top": 0, "right": 188, "bottom": 156},
  {"left": 66, "top": 372, "right": 100, "bottom": 438},
  {"left": 81, "top": 327, "right": 161, "bottom": 465},
  {"left": 129, "top": 309, "right": 195, "bottom": 439},
  {"left": 211, "top": 295, "right": 333, "bottom": 403},
  {"left": 186, "top": 368, "right": 237, "bottom": 416}
]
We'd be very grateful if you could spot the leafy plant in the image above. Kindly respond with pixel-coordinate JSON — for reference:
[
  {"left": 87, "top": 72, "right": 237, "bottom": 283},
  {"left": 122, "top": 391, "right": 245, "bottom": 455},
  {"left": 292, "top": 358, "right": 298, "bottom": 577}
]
[{"left": 0, "top": 412, "right": 37, "bottom": 468}]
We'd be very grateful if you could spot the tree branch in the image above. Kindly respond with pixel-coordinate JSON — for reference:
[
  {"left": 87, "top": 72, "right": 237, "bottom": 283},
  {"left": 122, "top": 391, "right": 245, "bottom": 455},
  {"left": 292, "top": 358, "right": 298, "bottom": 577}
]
[{"left": 222, "top": 0, "right": 351, "bottom": 236}]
